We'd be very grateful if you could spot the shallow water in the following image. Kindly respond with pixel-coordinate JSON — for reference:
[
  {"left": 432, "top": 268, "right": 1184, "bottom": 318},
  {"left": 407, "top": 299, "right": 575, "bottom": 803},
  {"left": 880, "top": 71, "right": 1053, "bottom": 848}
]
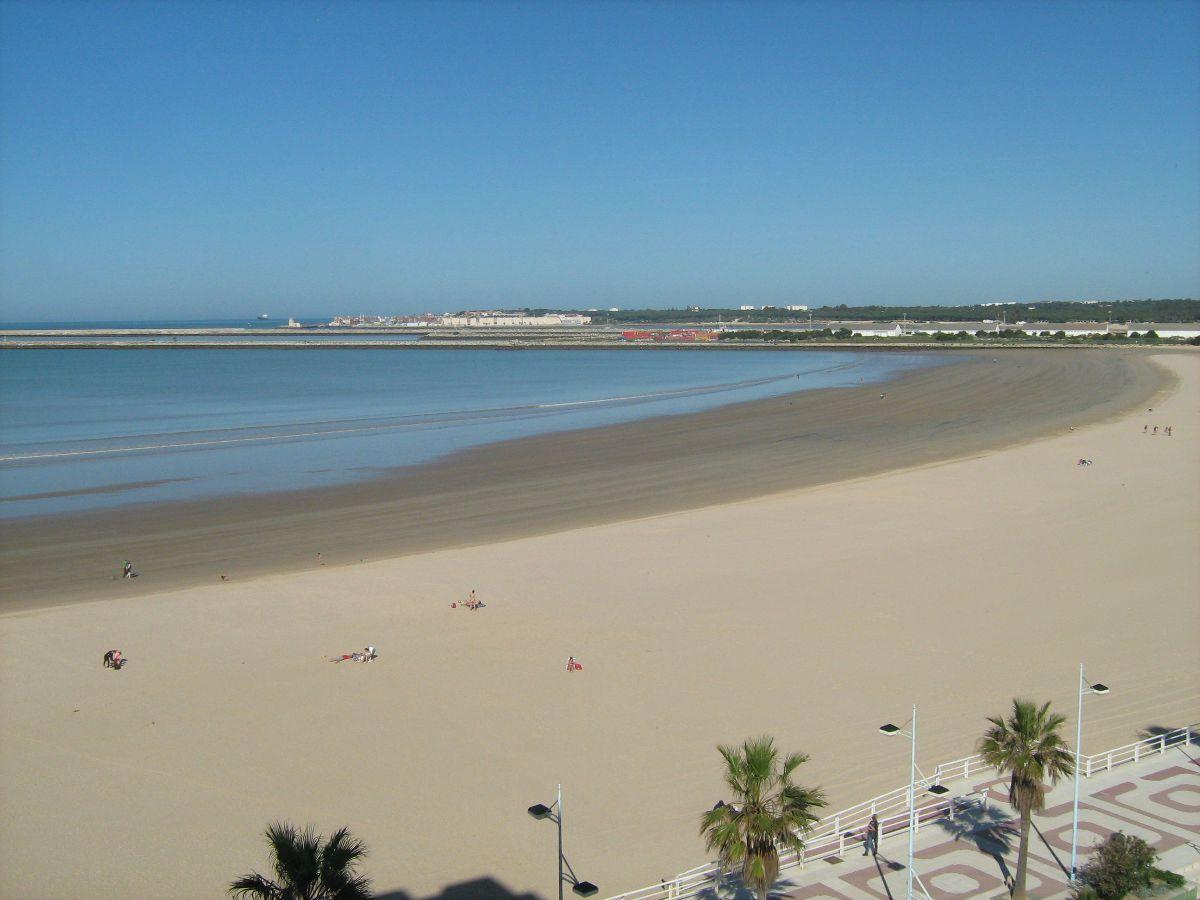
[{"left": 0, "top": 348, "right": 939, "bottom": 517}]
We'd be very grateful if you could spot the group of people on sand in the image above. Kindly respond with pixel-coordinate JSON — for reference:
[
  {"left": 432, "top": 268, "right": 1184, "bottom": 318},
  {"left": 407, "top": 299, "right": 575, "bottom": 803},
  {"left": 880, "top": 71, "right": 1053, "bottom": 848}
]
[
  {"left": 1143, "top": 424, "right": 1173, "bottom": 436},
  {"left": 456, "top": 590, "right": 486, "bottom": 610},
  {"left": 102, "top": 649, "right": 127, "bottom": 670}
]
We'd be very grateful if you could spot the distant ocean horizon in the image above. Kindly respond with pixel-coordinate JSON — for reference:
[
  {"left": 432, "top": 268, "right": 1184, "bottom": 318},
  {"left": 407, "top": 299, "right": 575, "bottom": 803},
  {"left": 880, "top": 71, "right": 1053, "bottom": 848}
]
[{"left": 0, "top": 347, "right": 946, "bottom": 519}]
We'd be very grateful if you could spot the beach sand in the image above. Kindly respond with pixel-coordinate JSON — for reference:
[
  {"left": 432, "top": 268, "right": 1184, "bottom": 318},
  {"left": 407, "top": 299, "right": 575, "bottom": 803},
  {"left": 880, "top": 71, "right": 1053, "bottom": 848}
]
[{"left": 0, "top": 351, "right": 1196, "bottom": 899}]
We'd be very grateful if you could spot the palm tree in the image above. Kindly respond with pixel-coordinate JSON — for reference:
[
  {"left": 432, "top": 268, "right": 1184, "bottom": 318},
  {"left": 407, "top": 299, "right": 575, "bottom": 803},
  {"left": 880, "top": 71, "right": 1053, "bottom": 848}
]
[
  {"left": 229, "top": 822, "right": 373, "bottom": 899},
  {"left": 699, "top": 736, "right": 826, "bottom": 900},
  {"left": 978, "top": 699, "right": 1075, "bottom": 899}
]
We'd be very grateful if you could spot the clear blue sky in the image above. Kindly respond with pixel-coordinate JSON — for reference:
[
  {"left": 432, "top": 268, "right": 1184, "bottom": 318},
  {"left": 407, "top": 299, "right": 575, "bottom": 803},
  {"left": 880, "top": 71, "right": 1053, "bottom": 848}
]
[{"left": 1, "top": 0, "right": 1197, "bottom": 320}]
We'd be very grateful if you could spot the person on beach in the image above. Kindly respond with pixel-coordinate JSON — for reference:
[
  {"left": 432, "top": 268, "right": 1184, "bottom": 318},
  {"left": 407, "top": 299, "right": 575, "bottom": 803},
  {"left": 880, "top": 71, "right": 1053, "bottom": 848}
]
[
  {"left": 1144, "top": 425, "right": 1148, "bottom": 433},
  {"left": 122, "top": 560, "right": 133, "bottom": 579},
  {"left": 863, "top": 814, "right": 879, "bottom": 856},
  {"left": 1153, "top": 426, "right": 1158, "bottom": 435},
  {"left": 468, "top": 590, "right": 478, "bottom": 610},
  {"left": 566, "top": 656, "right": 577, "bottom": 673}
]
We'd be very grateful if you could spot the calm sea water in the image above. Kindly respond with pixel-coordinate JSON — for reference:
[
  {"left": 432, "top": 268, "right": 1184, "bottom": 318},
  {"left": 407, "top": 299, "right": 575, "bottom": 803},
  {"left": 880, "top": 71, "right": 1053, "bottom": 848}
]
[{"left": 0, "top": 348, "right": 939, "bottom": 518}]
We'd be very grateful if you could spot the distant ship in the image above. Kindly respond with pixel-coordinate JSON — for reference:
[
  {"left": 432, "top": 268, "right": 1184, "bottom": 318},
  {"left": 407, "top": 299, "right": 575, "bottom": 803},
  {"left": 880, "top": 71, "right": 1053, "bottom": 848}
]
[{"left": 257, "top": 314, "right": 270, "bottom": 320}]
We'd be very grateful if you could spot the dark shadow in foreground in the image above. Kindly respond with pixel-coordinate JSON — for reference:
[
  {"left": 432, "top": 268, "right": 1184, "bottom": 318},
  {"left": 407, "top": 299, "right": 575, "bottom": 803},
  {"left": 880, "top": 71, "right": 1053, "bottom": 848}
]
[{"left": 375, "top": 876, "right": 543, "bottom": 900}]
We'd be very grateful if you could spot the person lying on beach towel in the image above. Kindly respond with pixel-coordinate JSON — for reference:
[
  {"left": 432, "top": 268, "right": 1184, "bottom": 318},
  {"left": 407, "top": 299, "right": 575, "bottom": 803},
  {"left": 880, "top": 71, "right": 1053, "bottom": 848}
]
[{"left": 329, "top": 647, "right": 377, "bottom": 663}]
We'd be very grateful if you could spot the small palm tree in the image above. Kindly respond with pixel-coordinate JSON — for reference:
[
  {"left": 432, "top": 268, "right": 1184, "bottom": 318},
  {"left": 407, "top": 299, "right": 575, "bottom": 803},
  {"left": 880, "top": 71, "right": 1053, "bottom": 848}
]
[
  {"left": 699, "top": 736, "right": 826, "bottom": 900},
  {"left": 978, "top": 699, "right": 1075, "bottom": 899},
  {"left": 229, "top": 822, "right": 373, "bottom": 899}
]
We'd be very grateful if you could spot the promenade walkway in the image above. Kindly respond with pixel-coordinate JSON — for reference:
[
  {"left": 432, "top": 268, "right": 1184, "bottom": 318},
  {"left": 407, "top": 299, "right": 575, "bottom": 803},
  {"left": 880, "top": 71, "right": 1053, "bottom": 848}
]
[{"left": 773, "top": 744, "right": 1200, "bottom": 899}]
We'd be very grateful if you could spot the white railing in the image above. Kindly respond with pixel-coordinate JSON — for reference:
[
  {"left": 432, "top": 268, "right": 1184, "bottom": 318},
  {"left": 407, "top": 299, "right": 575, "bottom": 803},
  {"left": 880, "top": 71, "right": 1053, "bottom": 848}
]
[{"left": 604, "top": 723, "right": 1195, "bottom": 900}]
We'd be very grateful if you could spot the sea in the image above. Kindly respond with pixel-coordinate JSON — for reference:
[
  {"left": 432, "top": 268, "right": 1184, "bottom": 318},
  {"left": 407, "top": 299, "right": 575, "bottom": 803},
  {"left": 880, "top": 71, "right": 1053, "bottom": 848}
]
[{"left": 0, "top": 325, "right": 940, "bottom": 519}]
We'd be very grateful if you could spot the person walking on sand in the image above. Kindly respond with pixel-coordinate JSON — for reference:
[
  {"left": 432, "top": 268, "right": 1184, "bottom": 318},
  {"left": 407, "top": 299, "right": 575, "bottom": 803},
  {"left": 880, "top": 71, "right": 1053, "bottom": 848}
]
[
  {"left": 1153, "top": 426, "right": 1159, "bottom": 435},
  {"left": 1143, "top": 424, "right": 1148, "bottom": 433},
  {"left": 566, "top": 656, "right": 577, "bottom": 673},
  {"left": 122, "top": 560, "right": 133, "bottom": 579},
  {"left": 863, "top": 814, "right": 879, "bottom": 856}
]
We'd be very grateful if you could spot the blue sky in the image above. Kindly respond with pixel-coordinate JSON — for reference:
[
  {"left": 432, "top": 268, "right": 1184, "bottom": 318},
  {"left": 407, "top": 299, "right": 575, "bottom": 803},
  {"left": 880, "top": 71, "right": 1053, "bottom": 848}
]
[{"left": 1, "top": 0, "right": 1197, "bottom": 320}]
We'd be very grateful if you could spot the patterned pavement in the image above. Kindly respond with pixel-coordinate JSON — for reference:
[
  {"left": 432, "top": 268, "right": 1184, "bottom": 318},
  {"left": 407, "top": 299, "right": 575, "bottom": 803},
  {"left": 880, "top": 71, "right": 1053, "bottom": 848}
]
[{"left": 771, "top": 743, "right": 1200, "bottom": 899}]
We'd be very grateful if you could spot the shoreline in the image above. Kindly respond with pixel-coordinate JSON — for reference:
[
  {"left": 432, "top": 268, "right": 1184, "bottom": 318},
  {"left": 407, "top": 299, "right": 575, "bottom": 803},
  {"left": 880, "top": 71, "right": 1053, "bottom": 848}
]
[
  {"left": 0, "top": 349, "right": 1168, "bottom": 612},
  {"left": 2, "top": 340, "right": 1196, "bottom": 350}
]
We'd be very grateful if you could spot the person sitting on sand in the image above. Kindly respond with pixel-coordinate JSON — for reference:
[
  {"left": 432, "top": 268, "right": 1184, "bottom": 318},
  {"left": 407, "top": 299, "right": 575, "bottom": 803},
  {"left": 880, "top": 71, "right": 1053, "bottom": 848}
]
[
  {"left": 363, "top": 646, "right": 376, "bottom": 661},
  {"left": 566, "top": 656, "right": 577, "bottom": 673}
]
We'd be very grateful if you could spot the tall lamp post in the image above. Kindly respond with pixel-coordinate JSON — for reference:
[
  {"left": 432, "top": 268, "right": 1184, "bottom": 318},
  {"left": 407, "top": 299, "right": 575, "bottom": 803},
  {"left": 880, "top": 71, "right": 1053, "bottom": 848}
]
[
  {"left": 1070, "top": 665, "right": 1110, "bottom": 882},
  {"left": 528, "top": 784, "right": 598, "bottom": 899},
  {"left": 880, "top": 705, "right": 948, "bottom": 900}
]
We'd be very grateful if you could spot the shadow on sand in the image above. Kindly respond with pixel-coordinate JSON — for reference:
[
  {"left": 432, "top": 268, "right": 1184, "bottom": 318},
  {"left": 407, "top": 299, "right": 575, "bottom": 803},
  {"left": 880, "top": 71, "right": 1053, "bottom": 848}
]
[
  {"left": 1140, "top": 724, "right": 1200, "bottom": 762},
  {"left": 375, "top": 877, "right": 542, "bottom": 900},
  {"left": 374, "top": 873, "right": 809, "bottom": 900}
]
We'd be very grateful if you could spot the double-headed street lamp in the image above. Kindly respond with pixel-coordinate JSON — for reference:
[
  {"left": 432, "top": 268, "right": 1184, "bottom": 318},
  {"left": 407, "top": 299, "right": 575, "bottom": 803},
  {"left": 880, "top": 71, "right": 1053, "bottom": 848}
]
[
  {"left": 880, "top": 705, "right": 949, "bottom": 900},
  {"left": 528, "top": 784, "right": 598, "bottom": 899},
  {"left": 1070, "top": 665, "right": 1110, "bottom": 883}
]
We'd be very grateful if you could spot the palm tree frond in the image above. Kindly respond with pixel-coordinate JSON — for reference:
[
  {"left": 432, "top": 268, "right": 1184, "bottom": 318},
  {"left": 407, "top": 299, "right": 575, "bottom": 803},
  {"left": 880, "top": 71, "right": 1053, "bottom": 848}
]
[
  {"left": 229, "top": 873, "right": 282, "bottom": 899},
  {"left": 232, "top": 823, "right": 372, "bottom": 900}
]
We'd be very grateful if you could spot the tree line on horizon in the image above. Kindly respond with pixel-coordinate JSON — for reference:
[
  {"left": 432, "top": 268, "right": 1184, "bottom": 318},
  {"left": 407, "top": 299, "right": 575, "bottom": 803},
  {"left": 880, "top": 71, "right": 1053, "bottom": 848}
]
[{"left": 526, "top": 298, "right": 1200, "bottom": 325}]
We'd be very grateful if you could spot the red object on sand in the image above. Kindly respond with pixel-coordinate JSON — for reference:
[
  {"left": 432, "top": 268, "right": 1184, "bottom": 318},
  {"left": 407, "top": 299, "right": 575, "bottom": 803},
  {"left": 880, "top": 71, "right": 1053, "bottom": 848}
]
[
  {"left": 574, "top": 663, "right": 583, "bottom": 670},
  {"left": 451, "top": 602, "right": 457, "bottom": 608}
]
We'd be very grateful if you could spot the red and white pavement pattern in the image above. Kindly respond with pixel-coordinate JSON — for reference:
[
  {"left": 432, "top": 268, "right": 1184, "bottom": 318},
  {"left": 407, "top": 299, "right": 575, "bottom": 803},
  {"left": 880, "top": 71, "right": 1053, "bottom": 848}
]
[{"left": 763, "top": 744, "right": 1200, "bottom": 899}]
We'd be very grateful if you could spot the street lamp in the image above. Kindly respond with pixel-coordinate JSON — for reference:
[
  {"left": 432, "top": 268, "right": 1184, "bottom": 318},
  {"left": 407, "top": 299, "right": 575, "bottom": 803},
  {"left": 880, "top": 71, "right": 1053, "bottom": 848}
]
[
  {"left": 879, "top": 705, "right": 947, "bottom": 900},
  {"left": 1070, "top": 665, "right": 1110, "bottom": 882},
  {"left": 527, "top": 784, "right": 598, "bottom": 899}
]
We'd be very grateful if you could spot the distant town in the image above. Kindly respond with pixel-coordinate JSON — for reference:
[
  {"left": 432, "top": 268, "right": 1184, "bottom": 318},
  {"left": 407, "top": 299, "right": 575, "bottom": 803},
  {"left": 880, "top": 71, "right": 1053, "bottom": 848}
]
[
  {"left": 324, "top": 297, "right": 1198, "bottom": 329},
  {"left": 312, "top": 298, "right": 1200, "bottom": 343}
]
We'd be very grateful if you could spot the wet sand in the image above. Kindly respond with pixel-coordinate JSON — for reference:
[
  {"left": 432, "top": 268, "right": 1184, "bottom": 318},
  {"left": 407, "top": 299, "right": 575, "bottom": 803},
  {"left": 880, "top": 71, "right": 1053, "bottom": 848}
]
[{"left": 0, "top": 350, "right": 1167, "bottom": 611}]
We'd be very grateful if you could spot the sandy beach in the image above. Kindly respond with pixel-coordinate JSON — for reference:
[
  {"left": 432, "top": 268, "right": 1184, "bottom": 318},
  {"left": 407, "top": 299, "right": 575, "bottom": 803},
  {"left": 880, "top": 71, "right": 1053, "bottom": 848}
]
[{"left": 1, "top": 350, "right": 1197, "bottom": 899}]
